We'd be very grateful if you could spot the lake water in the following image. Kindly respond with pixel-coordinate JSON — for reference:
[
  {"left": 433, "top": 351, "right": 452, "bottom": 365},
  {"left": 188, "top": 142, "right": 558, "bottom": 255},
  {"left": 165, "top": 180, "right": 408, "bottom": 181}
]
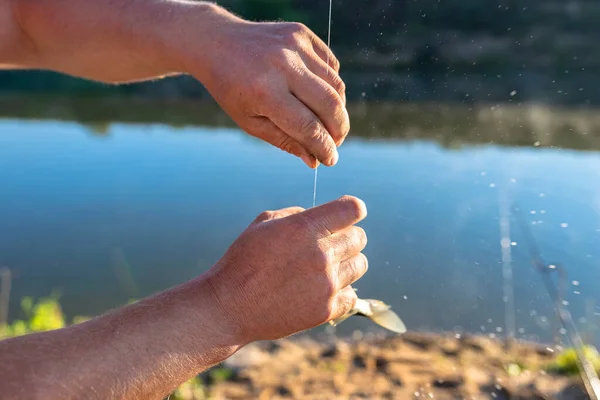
[{"left": 1, "top": 104, "right": 599, "bottom": 345}]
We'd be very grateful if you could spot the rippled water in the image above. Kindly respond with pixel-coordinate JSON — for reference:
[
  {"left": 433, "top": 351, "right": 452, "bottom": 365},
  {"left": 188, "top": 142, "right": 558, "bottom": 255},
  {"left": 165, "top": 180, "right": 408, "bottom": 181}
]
[{"left": 1, "top": 105, "right": 599, "bottom": 345}]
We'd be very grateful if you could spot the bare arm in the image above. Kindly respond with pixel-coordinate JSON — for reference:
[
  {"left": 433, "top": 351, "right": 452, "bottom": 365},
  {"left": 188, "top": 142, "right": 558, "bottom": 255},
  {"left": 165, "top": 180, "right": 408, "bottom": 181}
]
[
  {"left": 1, "top": 0, "right": 349, "bottom": 167},
  {"left": 2, "top": 0, "right": 207, "bottom": 82},
  {"left": 0, "top": 276, "right": 244, "bottom": 400},
  {"left": 0, "top": 196, "right": 367, "bottom": 400}
]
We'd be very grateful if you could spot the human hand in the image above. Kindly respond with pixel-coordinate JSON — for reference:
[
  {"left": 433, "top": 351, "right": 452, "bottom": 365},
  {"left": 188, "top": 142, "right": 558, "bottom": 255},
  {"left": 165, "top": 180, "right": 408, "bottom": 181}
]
[
  {"left": 183, "top": 5, "right": 349, "bottom": 168},
  {"left": 205, "top": 196, "right": 368, "bottom": 342}
]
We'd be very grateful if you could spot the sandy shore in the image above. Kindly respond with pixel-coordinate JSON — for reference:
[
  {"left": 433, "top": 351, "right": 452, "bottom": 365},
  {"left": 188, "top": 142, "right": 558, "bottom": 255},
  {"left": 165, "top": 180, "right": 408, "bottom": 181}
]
[{"left": 181, "top": 331, "right": 589, "bottom": 400}]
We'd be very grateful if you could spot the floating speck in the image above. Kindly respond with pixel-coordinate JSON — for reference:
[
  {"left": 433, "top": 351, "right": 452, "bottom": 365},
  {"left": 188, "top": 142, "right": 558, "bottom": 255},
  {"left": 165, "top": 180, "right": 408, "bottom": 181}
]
[
  {"left": 487, "top": 318, "right": 493, "bottom": 323},
  {"left": 518, "top": 328, "right": 525, "bottom": 334},
  {"left": 534, "top": 141, "right": 541, "bottom": 146},
  {"left": 403, "top": 295, "right": 408, "bottom": 300},
  {"left": 562, "top": 300, "right": 570, "bottom": 306},
  {"left": 530, "top": 210, "right": 536, "bottom": 215},
  {"left": 510, "top": 90, "right": 517, "bottom": 96},
  {"left": 560, "top": 223, "right": 569, "bottom": 228},
  {"left": 361, "top": 92, "right": 366, "bottom": 97},
  {"left": 510, "top": 178, "right": 517, "bottom": 183},
  {"left": 559, "top": 328, "right": 567, "bottom": 335},
  {"left": 480, "top": 172, "right": 487, "bottom": 176},
  {"left": 539, "top": 193, "right": 546, "bottom": 197},
  {"left": 574, "top": 291, "right": 580, "bottom": 295},
  {"left": 546, "top": 347, "right": 555, "bottom": 353},
  {"left": 489, "top": 183, "right": 496, "bottom": 188},
  {"left": 480, "top": 325, "right": 486, "bottom": 331},
  {"left": 496, "top": 327, "right": 503, "bottom": 333},
  {"left": 572, "top": 280, "right": 580, "bottom": 286},
  {"left": 540, "top": 210, "right": 546, "bottom": 214},
  {"left": 549, "top": 264, "right": 556, "bottom": 269},
  {"left": 511, "top": 242, "right": 517, "bottom": 246}
]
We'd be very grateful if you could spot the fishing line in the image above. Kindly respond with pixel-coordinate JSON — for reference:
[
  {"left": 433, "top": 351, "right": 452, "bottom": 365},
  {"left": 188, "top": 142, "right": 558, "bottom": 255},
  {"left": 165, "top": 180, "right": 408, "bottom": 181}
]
[
  {"left": 512, "top": 204, "right": 600, "bottom": 400},
  {"left": 313, "top": 0, "right": 333, "bottom": 208}
]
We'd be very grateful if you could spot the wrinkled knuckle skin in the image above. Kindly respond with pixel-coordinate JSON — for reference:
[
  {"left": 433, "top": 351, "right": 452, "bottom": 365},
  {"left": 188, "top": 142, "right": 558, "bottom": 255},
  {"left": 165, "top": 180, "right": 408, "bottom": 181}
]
[
  {"left": 329, "top": 55, "right": 341, "bottom": 72},
  {"left": 323, "top": 91, "right": 342, "bottom": 115},
  {"left": 277, "top": 136, "right": 297, "bottom": 155},
  {"left": 299, "top": 116, "right": 321, "bottom": 140},
  {"left": 332, "top": 75, "right": 346, "bottom": 95}
]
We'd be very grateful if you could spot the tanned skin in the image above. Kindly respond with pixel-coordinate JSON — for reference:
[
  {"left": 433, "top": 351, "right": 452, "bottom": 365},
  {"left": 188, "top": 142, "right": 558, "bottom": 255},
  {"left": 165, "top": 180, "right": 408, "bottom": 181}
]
[{"left": 0, "top": 2, "right": 367, "bottom": 399}]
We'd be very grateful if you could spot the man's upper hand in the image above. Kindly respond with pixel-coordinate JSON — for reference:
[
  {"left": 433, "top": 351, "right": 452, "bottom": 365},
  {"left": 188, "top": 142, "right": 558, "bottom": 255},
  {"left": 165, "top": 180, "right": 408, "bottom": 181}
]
[
  {"left": 183, "top": 5, "right": 350, "bottom": 168},
  {"left": 205, "top": 195, "right": 368, "bottom": 342}
]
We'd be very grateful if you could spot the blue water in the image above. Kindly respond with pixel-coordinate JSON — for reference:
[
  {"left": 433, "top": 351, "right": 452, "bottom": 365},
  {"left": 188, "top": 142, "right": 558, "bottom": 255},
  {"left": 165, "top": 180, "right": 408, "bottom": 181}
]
[{"left": 1, "top": 118, "right": 599, "bottom": 344}]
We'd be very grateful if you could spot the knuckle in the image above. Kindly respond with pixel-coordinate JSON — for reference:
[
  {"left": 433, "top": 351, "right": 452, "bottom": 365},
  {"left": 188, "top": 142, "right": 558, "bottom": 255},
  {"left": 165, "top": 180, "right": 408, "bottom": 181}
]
[
  {"left": 330, "top": 56, "right": 341, "bottom": 71},
  {"left": 352, "top": 227, "right": 368, "bottom": 248},
  {"left": 286, "top": 22, "right": 309, "bottom": 36},
  {"left": 314, "top": 244, "right": 334, "bottom": 269},
  {"left": 298, "top": 115, "right": 322, "bottom": 140},
  {"left": 358, "top": 253, "right": 369, "bottom": 272},
  {"left": 332, "top": 75, "right": 346, "bottom": 94},
  {"left": 277, "top": 136, "right": 298, "bottom": 155},
  {"left": 255, "top": 210, "right": 274, "bottom": 222},
  {"left": 316, "top": 301, "right": 335, "bottom": 325},
  {"left": 322, "top": 91, "right": 343, "bottom": 114}
]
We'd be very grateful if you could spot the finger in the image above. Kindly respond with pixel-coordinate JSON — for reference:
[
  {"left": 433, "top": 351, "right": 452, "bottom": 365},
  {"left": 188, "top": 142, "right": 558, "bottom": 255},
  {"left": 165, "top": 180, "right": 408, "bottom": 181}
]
[
  {"left": 254, "top": 206, "right": 305, "bottom": 223},
  {"left": 288, "top": 66, "right": 349, "bottom": 146},
  {"left": 299, "top": 50, "right": 346, "bottom": 106},
  {"left": 335, "top": 253, "right": 368, "bottom": 291},
  {"left": 246, "top": 117, "right": 318, "bottom": 168},
  {"left": 307, "top": 31, "right": 341, "bottom": 73},
  {"left": 325, "top": 227, "right": 367, "bottom": 265},
  {"left": 266, "top": 94, "right": 339, "bottom": 167},
  {"left": 294, "top": 195, "right": 367, "bottom": 235},
  {"left": 330, "top": 285, "right": 357, "bottom": 321}
]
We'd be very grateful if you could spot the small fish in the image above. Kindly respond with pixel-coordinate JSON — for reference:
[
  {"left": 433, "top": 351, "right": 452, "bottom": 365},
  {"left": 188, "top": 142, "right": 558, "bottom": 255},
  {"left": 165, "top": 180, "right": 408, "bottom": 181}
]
[{"left": 329, "top": 298, "right": 407, "bottom": 334}]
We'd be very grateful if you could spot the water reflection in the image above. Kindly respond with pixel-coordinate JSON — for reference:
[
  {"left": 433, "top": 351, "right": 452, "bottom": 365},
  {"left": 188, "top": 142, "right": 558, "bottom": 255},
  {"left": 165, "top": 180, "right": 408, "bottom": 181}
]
[{"left": 0, "top": 111, "right": 599, "bottom": 346}]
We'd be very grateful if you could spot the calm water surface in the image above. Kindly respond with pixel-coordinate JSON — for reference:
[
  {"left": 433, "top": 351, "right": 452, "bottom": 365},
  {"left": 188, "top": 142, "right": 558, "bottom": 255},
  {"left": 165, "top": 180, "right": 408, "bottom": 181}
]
[{"left": 1, "top": 115, "right": 599, "bottom": 344}]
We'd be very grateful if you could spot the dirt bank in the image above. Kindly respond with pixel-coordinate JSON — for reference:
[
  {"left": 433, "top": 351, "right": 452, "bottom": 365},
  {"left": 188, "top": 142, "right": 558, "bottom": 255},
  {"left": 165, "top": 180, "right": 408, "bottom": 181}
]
[{"left": 184, "top": 332, "right": 588, "bottom": 400}]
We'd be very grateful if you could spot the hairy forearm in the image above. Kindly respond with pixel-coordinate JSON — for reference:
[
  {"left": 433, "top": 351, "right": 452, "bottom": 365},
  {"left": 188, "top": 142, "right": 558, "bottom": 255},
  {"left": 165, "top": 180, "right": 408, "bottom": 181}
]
[
  {"left": 0, "top": 276, "right": 245, "bottom": 400},
  {"left": 4, "top": 0, "right": 224, "bottom": 82}
]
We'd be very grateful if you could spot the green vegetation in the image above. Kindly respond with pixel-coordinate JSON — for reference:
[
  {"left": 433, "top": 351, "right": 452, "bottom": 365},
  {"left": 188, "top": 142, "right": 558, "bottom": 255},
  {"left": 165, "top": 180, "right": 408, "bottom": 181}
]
[
  {"left": 0, "top": 295, "right": 227, "bottom": 400},
  {"left": 548, "top": 346, "right": 600, "bottom": 376}
]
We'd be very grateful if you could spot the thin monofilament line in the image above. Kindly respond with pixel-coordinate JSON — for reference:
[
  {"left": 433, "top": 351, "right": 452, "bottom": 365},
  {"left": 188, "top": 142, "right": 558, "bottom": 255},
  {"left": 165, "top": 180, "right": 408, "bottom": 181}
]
[{"left": 313, "top": 0, "right": 332, "bottom": 208}]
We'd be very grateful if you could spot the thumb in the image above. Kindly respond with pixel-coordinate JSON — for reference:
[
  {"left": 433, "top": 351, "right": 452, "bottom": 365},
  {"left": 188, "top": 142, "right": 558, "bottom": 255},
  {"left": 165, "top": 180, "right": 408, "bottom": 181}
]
[{"left": 291, "top": 195, "right": 367, "bottom": 236}]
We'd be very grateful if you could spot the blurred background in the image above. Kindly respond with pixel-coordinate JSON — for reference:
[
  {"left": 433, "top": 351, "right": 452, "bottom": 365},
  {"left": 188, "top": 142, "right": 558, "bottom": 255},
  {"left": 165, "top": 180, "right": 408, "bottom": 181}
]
[{"left": 1, "top": 0, "right": 599, "bottom": 356}]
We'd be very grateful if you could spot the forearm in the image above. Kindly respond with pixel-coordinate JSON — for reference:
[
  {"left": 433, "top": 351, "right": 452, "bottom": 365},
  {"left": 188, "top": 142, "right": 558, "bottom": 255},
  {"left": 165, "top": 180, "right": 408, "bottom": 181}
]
[
  {"left": 5, "top": 0, "right": 224, "bottom": 83},
  {"left": 0, "top": 275, "right": 245, "bottom": 400}
]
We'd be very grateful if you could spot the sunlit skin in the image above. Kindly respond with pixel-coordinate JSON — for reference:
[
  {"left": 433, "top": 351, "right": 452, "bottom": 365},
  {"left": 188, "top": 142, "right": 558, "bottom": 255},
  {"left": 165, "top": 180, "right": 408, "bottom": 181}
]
[{"left": 0, "top": 1, "right": 367, "bottom": 399}]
